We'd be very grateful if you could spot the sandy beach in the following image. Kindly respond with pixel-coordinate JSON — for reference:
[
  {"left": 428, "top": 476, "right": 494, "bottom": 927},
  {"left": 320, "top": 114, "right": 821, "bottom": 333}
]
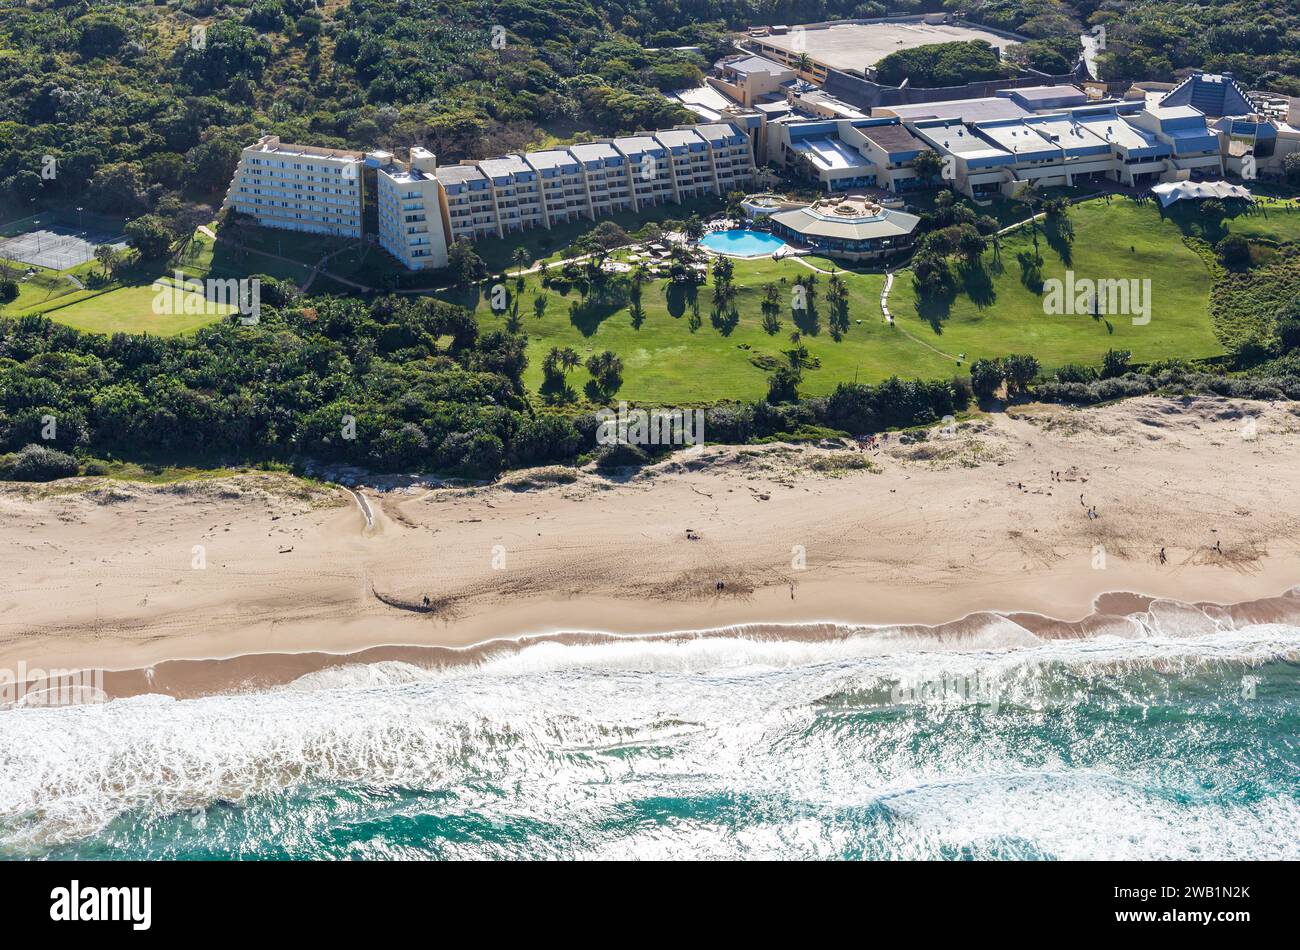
[{"left": 3, "top": 393, "right": 1300, "bottom": 694}]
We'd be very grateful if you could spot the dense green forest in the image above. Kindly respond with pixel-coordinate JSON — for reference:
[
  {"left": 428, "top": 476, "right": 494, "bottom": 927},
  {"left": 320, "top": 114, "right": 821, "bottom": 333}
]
[{"left": 1, "top": 0, "right": 1298, "bottom": 225}]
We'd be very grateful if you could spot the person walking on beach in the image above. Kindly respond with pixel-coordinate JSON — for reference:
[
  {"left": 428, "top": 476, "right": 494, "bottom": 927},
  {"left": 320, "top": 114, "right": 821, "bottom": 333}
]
[{"left": 1159, "top": 547, "right": 1166, "bottom": 565}]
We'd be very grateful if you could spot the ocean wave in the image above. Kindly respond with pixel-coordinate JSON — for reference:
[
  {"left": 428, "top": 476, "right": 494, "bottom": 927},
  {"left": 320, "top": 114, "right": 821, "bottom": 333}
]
[{"left": 2, "top": 622, "right": 1298, "bottom": 858}]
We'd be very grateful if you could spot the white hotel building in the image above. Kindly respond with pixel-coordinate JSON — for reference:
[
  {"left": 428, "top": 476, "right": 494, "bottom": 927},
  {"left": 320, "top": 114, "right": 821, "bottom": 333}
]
[
  {"left": 372, "top": 146, "right": 450, "bottom": 270},
  {"left": 222, "top": 136, "right": 365, "bottom": 238},
  {"left": 225, "top": 123, "right": 757, "bottom": 271}
]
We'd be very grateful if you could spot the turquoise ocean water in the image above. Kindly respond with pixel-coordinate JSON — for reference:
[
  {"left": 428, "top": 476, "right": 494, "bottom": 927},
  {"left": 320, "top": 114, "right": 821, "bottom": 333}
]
[{"left": 2, "top": 622, "right": 1297, "bottom": 860}]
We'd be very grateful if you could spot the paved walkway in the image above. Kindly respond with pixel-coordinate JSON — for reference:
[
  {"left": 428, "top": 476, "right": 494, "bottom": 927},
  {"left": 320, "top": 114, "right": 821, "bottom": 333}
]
[{"left": 791, "top": 255, "right": 836, "bottom": 275}]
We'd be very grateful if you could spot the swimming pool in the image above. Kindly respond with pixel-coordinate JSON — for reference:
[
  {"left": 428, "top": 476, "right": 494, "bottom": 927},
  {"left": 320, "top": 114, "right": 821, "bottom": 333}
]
[{"left": 699, "top": 229, "right": 787, "bottom": 256}]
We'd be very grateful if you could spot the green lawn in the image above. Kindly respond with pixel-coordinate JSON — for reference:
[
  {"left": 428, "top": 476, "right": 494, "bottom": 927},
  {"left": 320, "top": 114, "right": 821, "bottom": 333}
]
[
  {"left": 436, "top": 257, "right": 954, "bottom": 403},
  {"left": 2, "top": 259, "right": 85, "bottom": 311},
  {"left": 889, "top": 197, "right": 1225, "bottom": 371},
  {"left": 1166, "top": 194, "right": 1300, "bottom": 244},
  {"left": 10, "top": 196, "right": 1233, "bottom": 385},
  {"left": 38, "top": 276, "right": 232, "bottom": 335},
  {"left": 203, "top": 222, "right": 325, "bottom": 283},
  {"left": 22, "top": 234, "right": 235, "bottom": 336},
  {"left": 903, "top": 189, "right": 1033, "bottom": 229},
  {"left": 427, "top": 197, "right": 1226, "bottom": 403}
]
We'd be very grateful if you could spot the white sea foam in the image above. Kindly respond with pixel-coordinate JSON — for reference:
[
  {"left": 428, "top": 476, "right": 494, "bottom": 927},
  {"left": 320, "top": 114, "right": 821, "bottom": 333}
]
[{"left": 1, "top": 623, "right": 1297, "bottom": 857}]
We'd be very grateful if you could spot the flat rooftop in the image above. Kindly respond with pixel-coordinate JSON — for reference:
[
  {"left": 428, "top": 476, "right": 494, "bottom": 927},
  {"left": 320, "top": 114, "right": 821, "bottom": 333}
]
[
  {"left": 972, "top": 121, "right": 1060, "bottom": 159},
  {"left": 791, "top": 136, "right": 871, "bottom": 171},
  {"left": 613, "top": 135, "right": 665, "bottom": 156},
  {"left": 1007, "top": 85, "right": 1089, "bottom": 107},
  {"left": 693, "top": 122, "right": 746, "bottom": 144},
  {"left": 654, "top": 128, "right": 707, "bottom": 149},
  {"left": 671, "top": 85, "right": 740, "bottom": 122},
  {"left": 858, "top": 122, "right": 929, "bottom": 155},
  {"left": 913, "top": 121, "right": 1012, "bottom": 161},
  {"left": 525, "top": 149, "right": 580, "bottom": 172},
  {"left": 796, "top": 89, "right": 868, "bottom": 118},
  {"left": 726, "top": 54, "right": 792, "bottom": 76},
  {"left": 478, "top": 155, "right": 532, "bottom": 179},
  {"left": 379, "top": 163, "right": 430, "bottom": 184},
  {"left": 435, "top": 164, "right": 487, "bottom": 185},
  {"left": 885, "top": 96, "right": 1030, "bottom": 122},
  {"left": 1146, "top": 104, "right": 1204, "bottom": 122},
  {"left": 251, "top": 137, "right": 364, "bottom": 162},
  {"left": 1019, "top": 115, "right": 1112, "bottom": 154},
  {"left": 568, "top": 142, "right": 621, "bottom": 164},
  {"left": 1072, "top": 113, "right": 1165, "bottom": 151},
  {"left": 753, "top": 21, "right": 1020, "bottom": 74}
]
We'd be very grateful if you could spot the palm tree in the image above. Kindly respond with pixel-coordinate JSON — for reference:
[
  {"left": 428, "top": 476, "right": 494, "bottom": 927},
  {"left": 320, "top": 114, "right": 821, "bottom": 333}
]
[
  {"left": 795, "top": 52, "right": 813, "bottom": 77},
  {"left": 511, "top": 246, "right": 531, "bottom": 275},
  {"left": 585, "top": 350, "right": 624, "bottom": 395}
]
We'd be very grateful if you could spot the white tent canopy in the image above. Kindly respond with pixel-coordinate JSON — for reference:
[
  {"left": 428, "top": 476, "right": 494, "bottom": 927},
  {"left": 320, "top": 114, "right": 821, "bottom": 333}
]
[{"left": 1152, "top": 180, "right": 1253, "bottom": 208}]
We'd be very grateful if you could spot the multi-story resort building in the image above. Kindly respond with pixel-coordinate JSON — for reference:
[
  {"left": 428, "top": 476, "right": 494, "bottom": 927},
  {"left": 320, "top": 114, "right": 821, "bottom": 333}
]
[
  {"left": 226, "top": 124, "right": 756, "bottom": 271},
  {"left": 226, "top": 57, "right": 1295, "bottom": 272},
  {"left": 613, "top": 135, "right": 675, "bottom": 208},
  {"left": 373, "top": 146, "right": 449, "bottom": 270},
  {"left": 435, "top": 164, "right": 498, "bottom": 245},
  {"left": 1154, "top": 72, "right": 1300, "bottom": 181},
  {"left": 223, "top": 136, "right": 365, "bottom": 237},
  {"left": 690, "top": 44, "right": 1294, "bottom": 198},
  {"left": 766, "top": 90, "right": 1225, "bottom": 200}
]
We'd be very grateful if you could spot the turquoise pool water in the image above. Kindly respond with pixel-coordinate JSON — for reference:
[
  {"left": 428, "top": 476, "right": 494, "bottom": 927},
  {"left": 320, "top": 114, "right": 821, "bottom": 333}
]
[{"left": 699, "top": 229, "right": 787, "bottom": 256}]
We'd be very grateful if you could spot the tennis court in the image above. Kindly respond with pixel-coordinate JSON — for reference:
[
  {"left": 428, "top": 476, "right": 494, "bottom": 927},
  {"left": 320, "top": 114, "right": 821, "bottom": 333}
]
[{"left": 0, "top": 223, "right": 128, "bottom": 271}]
